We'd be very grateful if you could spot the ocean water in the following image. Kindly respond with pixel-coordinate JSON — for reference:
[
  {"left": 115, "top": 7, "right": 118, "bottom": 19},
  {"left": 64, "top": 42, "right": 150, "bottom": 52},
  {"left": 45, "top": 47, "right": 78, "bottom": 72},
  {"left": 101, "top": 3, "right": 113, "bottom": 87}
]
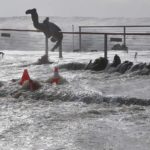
[
  {"left": 0, "top": 16, "right": 150, "bottom": 51},
  {"left": 0, "top": 17, "right": 150, "bottom": 150}
]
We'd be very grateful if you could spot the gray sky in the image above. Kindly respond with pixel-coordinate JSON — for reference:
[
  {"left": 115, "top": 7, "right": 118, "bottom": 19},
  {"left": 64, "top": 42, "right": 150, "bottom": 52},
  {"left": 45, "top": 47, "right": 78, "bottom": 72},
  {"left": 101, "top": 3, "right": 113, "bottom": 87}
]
[{"left": 0, "top": 0, "right": 150, "bottom": 18}]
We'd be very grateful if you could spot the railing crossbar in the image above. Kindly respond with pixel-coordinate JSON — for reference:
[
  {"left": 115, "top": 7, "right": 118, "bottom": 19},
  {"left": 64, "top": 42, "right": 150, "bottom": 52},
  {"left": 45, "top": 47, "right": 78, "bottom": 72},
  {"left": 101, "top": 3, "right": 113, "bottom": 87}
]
[
  {"left": 0, "top": 28, "right": 150, "bottom": 36},
  {"left": 79, "top": 25, "right": 150, "bottom": 28}
]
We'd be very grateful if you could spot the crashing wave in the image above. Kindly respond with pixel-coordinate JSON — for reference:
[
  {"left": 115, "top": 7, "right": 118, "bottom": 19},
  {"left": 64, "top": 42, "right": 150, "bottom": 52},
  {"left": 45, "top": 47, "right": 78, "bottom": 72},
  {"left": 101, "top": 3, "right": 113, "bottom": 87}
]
[{"left": 0, "top": 82, "right": 149, "bottom": 106}]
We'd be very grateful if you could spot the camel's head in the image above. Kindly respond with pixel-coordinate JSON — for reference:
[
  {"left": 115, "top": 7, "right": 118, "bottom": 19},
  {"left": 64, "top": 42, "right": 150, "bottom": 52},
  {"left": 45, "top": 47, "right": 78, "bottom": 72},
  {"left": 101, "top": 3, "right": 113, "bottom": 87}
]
[{"left": 26, "top": 8, "right": 37, "bottom": 15}]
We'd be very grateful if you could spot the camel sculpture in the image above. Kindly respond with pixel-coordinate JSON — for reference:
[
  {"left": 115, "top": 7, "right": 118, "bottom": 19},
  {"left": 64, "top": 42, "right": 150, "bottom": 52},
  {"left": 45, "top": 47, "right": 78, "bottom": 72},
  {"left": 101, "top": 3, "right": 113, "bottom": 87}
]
[{"left": 25, "top": 8, "right": 63, "bottom": 52}]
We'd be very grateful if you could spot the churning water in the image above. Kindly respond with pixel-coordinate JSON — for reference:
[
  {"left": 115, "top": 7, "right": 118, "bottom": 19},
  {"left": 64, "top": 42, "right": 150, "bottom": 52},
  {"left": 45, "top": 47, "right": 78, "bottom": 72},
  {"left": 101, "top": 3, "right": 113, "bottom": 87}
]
[
  {"left": 0, "top": 17, "right": 150, "bottom": 150},
  {"left": 0, "top": 50, "right": 150, "bottom": 150}
]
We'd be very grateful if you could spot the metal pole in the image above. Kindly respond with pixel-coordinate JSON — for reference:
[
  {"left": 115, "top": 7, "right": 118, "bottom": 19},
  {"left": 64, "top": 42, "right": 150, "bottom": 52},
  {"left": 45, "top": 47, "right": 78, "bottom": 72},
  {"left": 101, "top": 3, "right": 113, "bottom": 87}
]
[
  {"left": 72, "top": 25, "right": 75, "bottom": 51},
  {"left": 104, "top": 34, "right": 108, "bottom": 59},
  {"left": 123, "top": 26, "right": 126, "bottom": 46},
  {"left": 59, "top": 41, "right": 63, "bottom": 58},
  {"left": 45, "top": 36, "right": 49, "bottom": 59},
  {"left": 79, "top": 26, "right": 82, "bottom": 51}
]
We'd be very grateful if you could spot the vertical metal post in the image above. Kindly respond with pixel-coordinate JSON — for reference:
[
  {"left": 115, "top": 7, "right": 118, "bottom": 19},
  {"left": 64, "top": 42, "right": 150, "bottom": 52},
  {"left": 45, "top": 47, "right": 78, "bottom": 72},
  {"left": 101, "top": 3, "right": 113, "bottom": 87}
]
[
  {"left": 123, "top": 26, "right": 126, "bottom": 46},
  {"left": 45, "top": 36, "right": 49, "bottom": 59},
  {"left": 79, "top": 26, "right": 82, "bottom": 51},
  {"left": 59, "top": 41, "right": 63, "bottom": 58},
  {"left": 104, "top": 34, "right": 108, "bottom": 59},
  {"left": 72, "top": 25, "right": 75, "bottom": 51}
]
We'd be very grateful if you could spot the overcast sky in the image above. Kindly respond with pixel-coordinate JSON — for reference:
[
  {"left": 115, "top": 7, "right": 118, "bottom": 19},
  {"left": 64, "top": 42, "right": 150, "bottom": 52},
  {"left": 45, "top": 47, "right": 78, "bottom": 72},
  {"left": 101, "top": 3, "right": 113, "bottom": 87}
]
[{"left": 0, "top": 0, "right": 150, "bottom": 18}]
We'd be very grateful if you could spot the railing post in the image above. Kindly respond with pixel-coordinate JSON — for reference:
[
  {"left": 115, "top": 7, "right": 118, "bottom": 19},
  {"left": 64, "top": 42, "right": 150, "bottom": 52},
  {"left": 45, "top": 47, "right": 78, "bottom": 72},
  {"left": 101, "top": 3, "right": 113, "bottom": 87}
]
[
  {"left": 72, "top": 25, "right": 75, "bottom": 51},
  {"left": 79, "top": 26, "right": 82, "bottom": 51},
  {"left": 104, "top": 33, "right": 108, "bottom": 59},
  {"left": 123, "top": 26, "right": 126, "bottom": 46},
  {"left": 59, "top": 41, "right": 63, "bottom": 58},
  {"left": 45, "top": 36, "right": 49, "bottom": 59}
]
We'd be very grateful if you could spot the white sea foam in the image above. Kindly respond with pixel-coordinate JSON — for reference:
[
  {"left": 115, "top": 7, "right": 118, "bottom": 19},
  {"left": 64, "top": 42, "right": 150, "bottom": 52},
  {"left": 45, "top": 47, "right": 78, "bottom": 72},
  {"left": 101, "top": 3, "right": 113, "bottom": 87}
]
[{"left": 0, "top": 17, "right": 150, "bottom": 149}]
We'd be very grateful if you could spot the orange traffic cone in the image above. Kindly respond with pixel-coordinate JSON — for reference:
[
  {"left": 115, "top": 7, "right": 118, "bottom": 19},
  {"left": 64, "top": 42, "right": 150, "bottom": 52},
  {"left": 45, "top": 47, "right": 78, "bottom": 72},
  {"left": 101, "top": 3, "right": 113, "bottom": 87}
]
[
  {"left": 19, "top": 69, "right": 30, "bottom": 85},
  {"left": 51, "top": 67, "right": 60, "bottom": 84}
]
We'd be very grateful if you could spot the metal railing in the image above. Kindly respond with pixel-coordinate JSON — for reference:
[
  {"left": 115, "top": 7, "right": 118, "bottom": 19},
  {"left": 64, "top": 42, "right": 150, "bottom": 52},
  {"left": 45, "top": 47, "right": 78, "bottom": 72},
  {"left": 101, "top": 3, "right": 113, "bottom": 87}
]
[
  {"left": 1, "top": 26, "right": 150, "bottom": 59},
  {"left": 79, "top": 25, "right": 150, "bottom": 53}
]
